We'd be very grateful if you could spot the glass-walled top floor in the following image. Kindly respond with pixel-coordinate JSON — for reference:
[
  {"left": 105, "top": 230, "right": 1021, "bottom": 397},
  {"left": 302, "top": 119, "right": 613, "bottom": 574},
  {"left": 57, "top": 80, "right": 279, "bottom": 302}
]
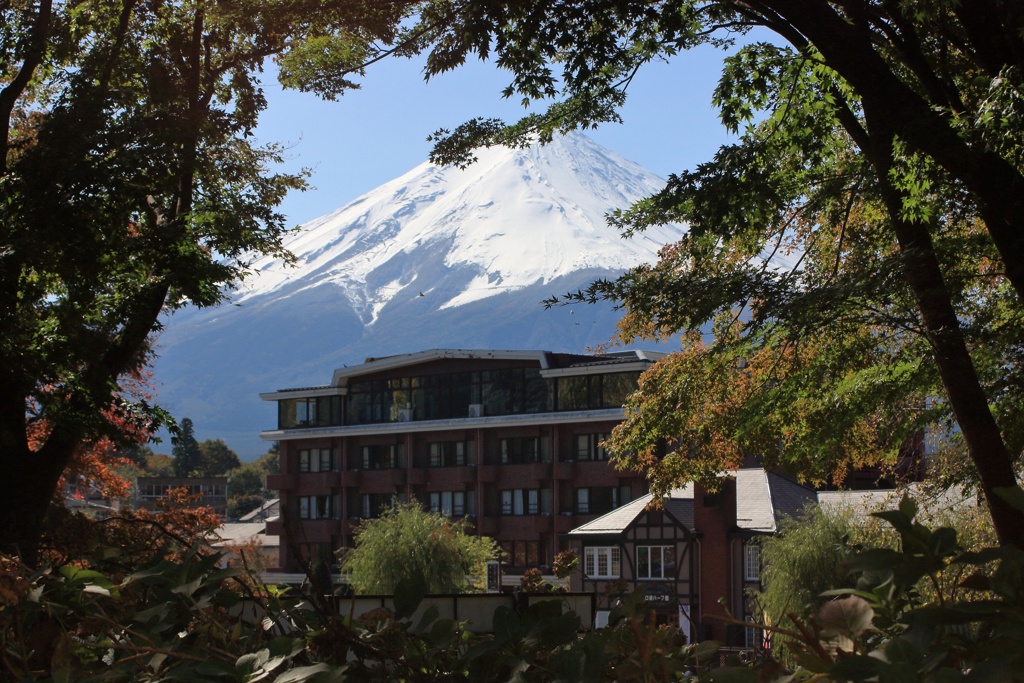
[{"left": 276, "top": 368, "right": 641, "bottom": 430}]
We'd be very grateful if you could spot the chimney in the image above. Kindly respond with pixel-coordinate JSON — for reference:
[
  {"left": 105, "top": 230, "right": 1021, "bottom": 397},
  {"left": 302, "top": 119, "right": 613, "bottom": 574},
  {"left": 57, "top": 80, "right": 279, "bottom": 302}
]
[{"left": 693, "top": 475, "right": 737, "bottom": 642}]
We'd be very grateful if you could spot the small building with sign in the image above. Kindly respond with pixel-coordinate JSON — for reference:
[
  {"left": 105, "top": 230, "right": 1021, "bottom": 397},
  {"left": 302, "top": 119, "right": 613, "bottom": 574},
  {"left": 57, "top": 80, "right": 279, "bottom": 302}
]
[{"left": 563, "top": 468, "right": 815, "bottom": 648}]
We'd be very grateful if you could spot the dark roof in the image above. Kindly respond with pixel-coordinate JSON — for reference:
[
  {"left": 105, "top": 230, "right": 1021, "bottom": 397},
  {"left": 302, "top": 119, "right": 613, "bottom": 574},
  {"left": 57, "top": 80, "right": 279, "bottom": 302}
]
[
  {"left": 272, "top": 385, "right": 331, "bottom": 393},
  {"left": 735, "top": 469, "right": 816, "bottom": 532},
  {"left": 551, "top": 349, "right": 666, "bottom": 370}
]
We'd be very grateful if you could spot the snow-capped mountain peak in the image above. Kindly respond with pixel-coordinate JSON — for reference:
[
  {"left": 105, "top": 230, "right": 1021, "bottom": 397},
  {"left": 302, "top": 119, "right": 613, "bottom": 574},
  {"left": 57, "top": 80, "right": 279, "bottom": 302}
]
[
  {"left": 153, "top": 132, "right": 688, "bottom": 455},
  {"left": 236, "top": 132, "right": 684, "bottom": 323}
]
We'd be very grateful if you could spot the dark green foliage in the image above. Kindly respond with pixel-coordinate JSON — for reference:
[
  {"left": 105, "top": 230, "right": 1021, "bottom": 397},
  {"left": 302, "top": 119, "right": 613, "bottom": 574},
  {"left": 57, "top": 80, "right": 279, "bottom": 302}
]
[
  {"left": 758, "top": 506, "right": 865, "bottom": 637},
  {"left": 227, "top": 493, "right": 265, "bottom": 520},
  {"left": 0, "top": 0, "right": 420, "bottom": 561},
  {"left": 118, "top": 443, "right": 154, "bottom": 468},
  {"left": 759, "top": 494, "right": 998, "bottom": 666},
  {"left": 228, "top": 463, "right": 267, "bottom": 498},
  {"left": 143, "top": 453, "right": 176, "bottom": 477},
  {"left": 259, "top": 445, "right": 281, "bottom": 478},
  {"left": 406, "top": 0, "right": 1024, "bottom": 544},
  {"left": 6, "top": 498, "right": 1023, "bottom": 682},
  {"left": 771, "top": 497, "right": 1024, "bottom": 683},
  {"left": 198, "top": 439, "right": 242, "bottom": 476},
  {"left": 226, "top": 449, "right": 279, "bottom": 518},
  {"left": 171, "top": 418, "right": 203, "bottom": 477}
]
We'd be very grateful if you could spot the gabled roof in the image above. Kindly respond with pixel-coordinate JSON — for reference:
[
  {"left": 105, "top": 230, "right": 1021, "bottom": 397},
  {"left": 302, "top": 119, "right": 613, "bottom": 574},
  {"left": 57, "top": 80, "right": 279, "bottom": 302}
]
[
  {"left": 664, "top": 485, "right": 696, "bottom": 530},
  {"left": 736, "top": 469, "right": 817, "bottom": 533},
  {"left": 568, "top": 483, "right": 695, "bottom": 537},
  {"left": 566, "top": 469, "right": 817, "bottom": 538}
]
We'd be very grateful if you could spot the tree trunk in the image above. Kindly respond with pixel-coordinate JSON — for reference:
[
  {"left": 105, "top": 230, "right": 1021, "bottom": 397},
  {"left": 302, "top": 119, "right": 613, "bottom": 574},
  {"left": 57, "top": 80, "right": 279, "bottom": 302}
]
[
  {"left": 867, "top": 133, "right": 1024, "bottom": 547},
  {"left": 758, "top": 0, "right": 1024, "bottom": 546},
  {"left": 765, "top": 0, "right": 1024, "bottom": 309},
  {"left": 0, "top": 428, "right": 75, "bottom": 564}
]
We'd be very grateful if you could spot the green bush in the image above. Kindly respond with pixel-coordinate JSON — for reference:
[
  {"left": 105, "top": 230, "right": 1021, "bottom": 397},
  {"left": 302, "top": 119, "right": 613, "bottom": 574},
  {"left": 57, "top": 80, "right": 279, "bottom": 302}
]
[{"left": 340, "top": 501, "right": 498, "bottom": 595}]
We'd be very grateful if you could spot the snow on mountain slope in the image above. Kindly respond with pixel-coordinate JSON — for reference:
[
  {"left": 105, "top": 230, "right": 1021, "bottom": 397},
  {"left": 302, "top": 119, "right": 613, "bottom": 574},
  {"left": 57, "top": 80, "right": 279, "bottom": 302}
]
[
  {"left": 152, "top": 133, "right": 689, "bottom": 456},
  {"left": 234, "top": 132, "right": 683, "bottom": 321}
]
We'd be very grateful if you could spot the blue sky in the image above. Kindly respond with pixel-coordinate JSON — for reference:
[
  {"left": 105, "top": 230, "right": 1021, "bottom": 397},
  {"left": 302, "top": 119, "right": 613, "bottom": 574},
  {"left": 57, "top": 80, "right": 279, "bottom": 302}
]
[
  {"left": 160, "top": 45, "right": 744, "bottom": 457},
  {"left": 254, "top": 44, "right": 737, "bottom": 226}
]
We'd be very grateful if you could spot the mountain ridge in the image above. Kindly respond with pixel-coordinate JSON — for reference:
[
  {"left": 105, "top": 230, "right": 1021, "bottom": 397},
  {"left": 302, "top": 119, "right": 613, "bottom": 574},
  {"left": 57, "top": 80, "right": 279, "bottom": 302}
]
[{"left": 151, "top": 133, "right": 687, "bottom": 456}]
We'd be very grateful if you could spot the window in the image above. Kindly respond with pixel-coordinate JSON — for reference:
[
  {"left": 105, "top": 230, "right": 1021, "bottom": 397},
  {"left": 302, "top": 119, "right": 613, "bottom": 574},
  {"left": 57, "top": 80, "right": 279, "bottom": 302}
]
[
  {"left": 481, "top": 368, "right": 550, "bottom": 416},
  {"left": 636, "top": 545, "right": 676, "bottom": 579},
  {"left": 298, "top": 495, "right": 339, "bottom": 520},
  {"left": 361, "top": 444, "right": 399, "bottom": 470},
  {"left": 429, "top": 491, "right": 473, "bottom": 517},
  {"left": 360, "top": 493, "right": 398, "bottom": 519},
  {"left": 576, "top": 486, "right": 630, "bottom": 515},
  {"left": 576, "top": 488, "right": 589, "bottom": 514},
  {"left": 500, "top": 436, "right": 545, "bottom": 464},
  {"left": 744, "top": 543, "right": 761, "bottom": 582},
  {"left": 574, "top": 433, "right": 609, "bottom": 461},
  {"left": 745, "top": 626, "right": 765, "bottom": 649},
  {"left": 500, "top": 488, "right": 551, "bottom": 516},
  {"left": 319, "top": 449, "right": 335, "bottom": 472},
  {"left": 429, "top": 440, "right": 473, "bottom": 467},
  {"left": 299, "top": 448, "right": 337, "bottom": 473},
  {"left": 346, "top": 368, "right": 551, "bottom": 424},
  {"left": 500, "top": 540, "right": 545, "bottom": 568},
  {"left": 140, "top": 483, "right": 169, "bottom": 497},
  {"left": 584, "top": 546, "right": 620, "bottom": 578},
  {"left": 556, "top": 372, "right": 640, "bottom": 411},
  {"left": 278, "top": 396, "right": 342, "bottom": 429}
]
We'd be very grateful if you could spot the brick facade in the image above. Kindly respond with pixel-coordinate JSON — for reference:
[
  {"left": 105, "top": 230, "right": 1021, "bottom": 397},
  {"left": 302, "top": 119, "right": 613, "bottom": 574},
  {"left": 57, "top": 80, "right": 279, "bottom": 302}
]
[{"left": 260, "top": 349, "right": 662, "bottom": 575}]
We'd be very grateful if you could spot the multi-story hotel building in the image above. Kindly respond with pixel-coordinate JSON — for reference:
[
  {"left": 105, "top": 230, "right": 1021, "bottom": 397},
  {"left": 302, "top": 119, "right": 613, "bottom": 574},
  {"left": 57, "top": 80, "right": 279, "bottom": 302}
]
[{"left": 260, "top": 348, "right": 663, "bottom": 576}]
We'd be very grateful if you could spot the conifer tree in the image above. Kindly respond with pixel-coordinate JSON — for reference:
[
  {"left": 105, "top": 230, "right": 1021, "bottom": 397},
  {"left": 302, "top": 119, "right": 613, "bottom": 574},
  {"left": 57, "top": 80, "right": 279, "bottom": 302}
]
[{"left": 171, "top": 419, "right": 202, "bottom": 478}]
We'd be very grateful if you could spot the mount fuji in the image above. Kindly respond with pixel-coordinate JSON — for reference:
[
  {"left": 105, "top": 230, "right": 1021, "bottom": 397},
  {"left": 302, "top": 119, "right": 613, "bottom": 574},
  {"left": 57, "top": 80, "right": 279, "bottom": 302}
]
[{"left": 151, "top": 132, "right": 687, "bottom": 456}]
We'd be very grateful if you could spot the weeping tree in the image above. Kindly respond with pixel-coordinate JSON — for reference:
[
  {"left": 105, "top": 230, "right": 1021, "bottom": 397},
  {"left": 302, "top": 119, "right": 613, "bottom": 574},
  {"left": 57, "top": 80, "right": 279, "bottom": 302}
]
[
  {"left": 0, "top": 0, "right": 421, "bottom": 562},
  {"left": 341, "top": 502, "right": 498, "bottom": 595}
]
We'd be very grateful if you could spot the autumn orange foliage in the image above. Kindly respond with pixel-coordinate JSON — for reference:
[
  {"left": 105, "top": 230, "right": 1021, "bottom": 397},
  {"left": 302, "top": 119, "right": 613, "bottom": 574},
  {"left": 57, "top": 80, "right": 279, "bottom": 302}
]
[
  {"left": 41, "top": 488, "right": 222, "bottom": 569},
  {"left": 28, "top": 371, "right": 158, "bottom": 504}
]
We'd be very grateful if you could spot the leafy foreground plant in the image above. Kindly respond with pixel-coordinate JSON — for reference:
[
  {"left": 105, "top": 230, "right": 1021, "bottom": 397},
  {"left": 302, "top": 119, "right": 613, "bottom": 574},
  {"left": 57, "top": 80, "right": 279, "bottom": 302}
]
[
  {"left": 7, "top": 496, "right": 1022, "bottom": 681},
  {"left": 718, "top": 494, "right": 1024, "bottom": 683},
  {"left": 0, "top": 540, "right": 717, "bottom": 682}
]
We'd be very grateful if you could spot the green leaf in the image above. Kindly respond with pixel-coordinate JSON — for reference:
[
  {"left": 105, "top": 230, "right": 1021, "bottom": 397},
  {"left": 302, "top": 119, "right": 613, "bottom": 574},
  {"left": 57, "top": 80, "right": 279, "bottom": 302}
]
[
  {"left": 829, "top": 655, "right": 887, "bottom": 681},
  {"left": 710, "top": 665, "right": 759, "bottom": 683},
  {"left": 492, "top": 605, "right": 523, "bottom": 643},
  {"left": 884, "top": 636, "right": 923, "bottom": 665},
  {"left": 393, "top": 574, "right": 427, "bottom": 621},
  {"left": 961, "top": 655, "right": 1016, "bottom": 683},
  {"left": 818, "top": 596, "right": 874, "bottom": 637},
  {"left": 272, "top": 663, "right": 334, "bottom": 683},
  {"left": 50, "top": 634, "right": 75, "bottom": 683},
  {"left": 872, "top": 509, "right": 915, "bottom": 537},
  {"left": 838, "top": 548, "right": 902, "bottom": 575},
  {"left": 994, "top": 486, "right": 1024, "bottom": 513},
  {"left": 414, "top": 604, "right": 441, "bottom": 633}
]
